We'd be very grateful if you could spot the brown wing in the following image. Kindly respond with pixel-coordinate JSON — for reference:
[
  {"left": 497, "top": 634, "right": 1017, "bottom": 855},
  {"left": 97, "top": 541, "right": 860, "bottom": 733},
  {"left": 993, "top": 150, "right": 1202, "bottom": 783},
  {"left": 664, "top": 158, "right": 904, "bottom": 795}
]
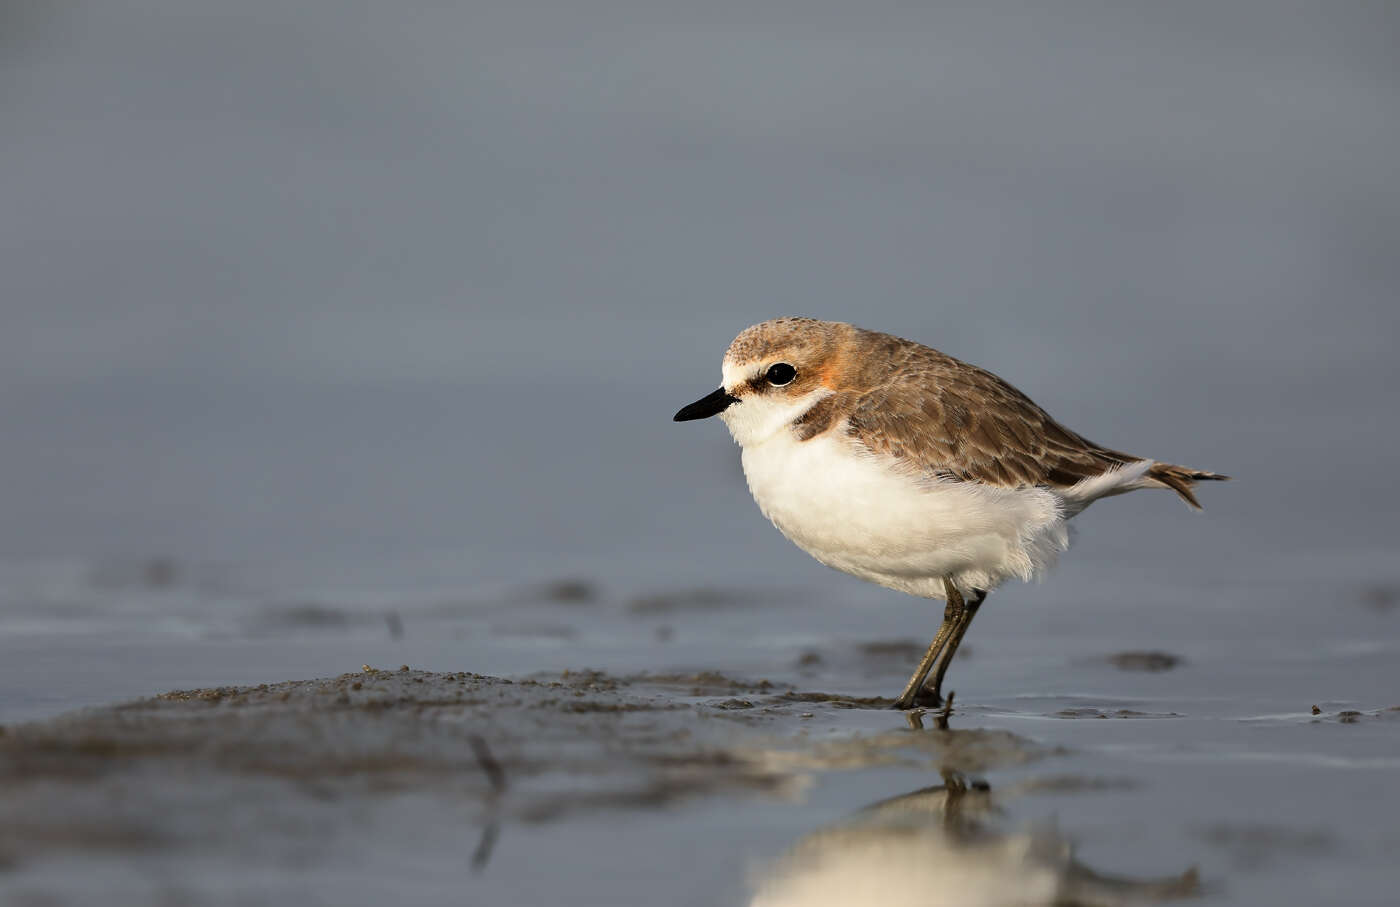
[{"left": 842, "top": 344, "right": 1137, "bottom": 489}]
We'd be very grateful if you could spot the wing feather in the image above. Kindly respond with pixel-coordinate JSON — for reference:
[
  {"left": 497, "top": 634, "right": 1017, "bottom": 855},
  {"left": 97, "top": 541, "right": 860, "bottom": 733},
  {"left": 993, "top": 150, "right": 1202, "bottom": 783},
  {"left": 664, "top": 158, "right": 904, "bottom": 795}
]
[{"left": 841, "top": 344, "right": 1136, "bottom": 488}]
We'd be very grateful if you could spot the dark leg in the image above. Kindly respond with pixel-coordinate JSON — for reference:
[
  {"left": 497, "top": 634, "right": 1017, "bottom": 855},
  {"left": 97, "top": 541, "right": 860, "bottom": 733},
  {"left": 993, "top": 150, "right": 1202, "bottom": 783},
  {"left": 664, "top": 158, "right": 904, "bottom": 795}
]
[
  {"left": 892, "top": 579, "right": 965, "bottom": 710},
  {"left": 924, "top": 587, "right": 986, "bottom": 707}
]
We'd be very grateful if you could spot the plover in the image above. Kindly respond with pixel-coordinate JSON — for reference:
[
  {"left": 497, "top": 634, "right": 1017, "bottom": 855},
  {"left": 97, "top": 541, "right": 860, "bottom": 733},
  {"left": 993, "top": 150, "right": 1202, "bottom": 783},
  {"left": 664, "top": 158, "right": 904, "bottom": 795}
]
[{"left": 674, "top": 318, "right": 1227, "bottom": 709}]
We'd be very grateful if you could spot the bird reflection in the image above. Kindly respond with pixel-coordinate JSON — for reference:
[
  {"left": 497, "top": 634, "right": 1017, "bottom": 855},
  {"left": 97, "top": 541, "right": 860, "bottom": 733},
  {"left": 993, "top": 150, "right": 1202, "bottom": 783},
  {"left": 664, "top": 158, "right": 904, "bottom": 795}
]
[
  {"left": 750, "top": 773, "right": 1198, "bottom": 907},
  {"left": 467, "top": 736, "right": 507, "bottom": 873}
]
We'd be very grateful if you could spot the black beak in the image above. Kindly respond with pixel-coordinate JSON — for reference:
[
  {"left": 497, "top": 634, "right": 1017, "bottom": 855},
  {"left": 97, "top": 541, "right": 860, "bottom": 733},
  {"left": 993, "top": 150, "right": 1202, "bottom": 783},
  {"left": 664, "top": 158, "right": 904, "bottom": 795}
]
[{"left": 673, "top": 388, "right": 739, "bottom": 422}]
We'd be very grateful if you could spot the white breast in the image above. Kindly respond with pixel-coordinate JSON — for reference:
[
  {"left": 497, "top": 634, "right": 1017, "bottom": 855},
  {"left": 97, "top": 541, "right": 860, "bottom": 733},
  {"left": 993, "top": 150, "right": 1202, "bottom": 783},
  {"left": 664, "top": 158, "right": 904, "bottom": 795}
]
[{"left": 737, "top": 431, "right": 1070, "bottom": 597}]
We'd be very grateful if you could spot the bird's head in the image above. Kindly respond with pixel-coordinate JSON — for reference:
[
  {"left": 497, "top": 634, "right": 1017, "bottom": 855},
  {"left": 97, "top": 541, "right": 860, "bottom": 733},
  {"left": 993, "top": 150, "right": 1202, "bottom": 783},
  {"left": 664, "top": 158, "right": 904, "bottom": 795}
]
[{"left": 674, "top": 317, "right": 851, "bottom": 447}]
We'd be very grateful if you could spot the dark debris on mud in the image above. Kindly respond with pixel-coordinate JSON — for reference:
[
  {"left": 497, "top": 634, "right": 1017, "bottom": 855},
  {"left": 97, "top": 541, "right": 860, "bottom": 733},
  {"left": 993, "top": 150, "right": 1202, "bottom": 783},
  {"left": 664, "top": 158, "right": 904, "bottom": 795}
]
[
  {"left": 627, "top": 587, "right": 744, "bottom": 615},
  {"left": 1105, "top": 651, "right": 1184, "bottom": 672},
  {"left": 1055, "top": 708, "right": 1184, "bottom": 720},
  {"left": 778, "top": 690, "right": 896, "bottom": 709},
  {"left": 1193, "top": 823, "right": 1335, "bottom": 869},
  {"left": 1309, "top": 706, "right": 1400, "bottom": 725},
  {"left": 1358, "top": 582, "right": 1399, "bottom": 612},
  {"left": 857, "top": 639, "right": 927, "bottom": 661}
]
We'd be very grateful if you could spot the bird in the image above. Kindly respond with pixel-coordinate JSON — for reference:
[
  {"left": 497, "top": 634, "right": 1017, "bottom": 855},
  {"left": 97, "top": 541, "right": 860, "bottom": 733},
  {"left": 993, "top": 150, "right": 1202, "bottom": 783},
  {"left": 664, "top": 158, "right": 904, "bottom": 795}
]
[{"left": 673, "top": 317, "right": 1227, "bottom": 710}]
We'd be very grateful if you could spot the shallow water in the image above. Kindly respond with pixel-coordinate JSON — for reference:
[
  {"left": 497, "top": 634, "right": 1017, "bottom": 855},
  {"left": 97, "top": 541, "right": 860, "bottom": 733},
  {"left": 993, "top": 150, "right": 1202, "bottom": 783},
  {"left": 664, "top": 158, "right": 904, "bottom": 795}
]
[{"left": 2, "top": 542, "right": 1397, "bottom": 905}]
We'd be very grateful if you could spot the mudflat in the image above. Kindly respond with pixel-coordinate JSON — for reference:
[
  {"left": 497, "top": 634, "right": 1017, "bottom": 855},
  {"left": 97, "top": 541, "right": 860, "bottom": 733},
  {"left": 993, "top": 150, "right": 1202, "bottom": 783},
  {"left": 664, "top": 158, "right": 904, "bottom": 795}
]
[{"left": 2, "top": 564, "right": 1397, "bottom": 905}]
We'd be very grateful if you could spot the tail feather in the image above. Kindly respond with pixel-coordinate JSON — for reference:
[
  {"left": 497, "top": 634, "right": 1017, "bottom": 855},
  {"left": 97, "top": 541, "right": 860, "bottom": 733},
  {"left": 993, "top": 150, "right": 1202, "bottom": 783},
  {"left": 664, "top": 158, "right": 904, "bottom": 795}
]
[{"left": 1146, "top": 462, "right": 1230, "bottom": 510}]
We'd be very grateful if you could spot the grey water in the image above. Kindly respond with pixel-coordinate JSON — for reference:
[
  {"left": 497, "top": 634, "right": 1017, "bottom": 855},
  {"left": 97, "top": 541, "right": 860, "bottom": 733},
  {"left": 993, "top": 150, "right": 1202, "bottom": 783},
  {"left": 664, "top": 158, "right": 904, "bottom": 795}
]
[{"left": 2, "top": 1, "right": 1398, "bottom": 903}]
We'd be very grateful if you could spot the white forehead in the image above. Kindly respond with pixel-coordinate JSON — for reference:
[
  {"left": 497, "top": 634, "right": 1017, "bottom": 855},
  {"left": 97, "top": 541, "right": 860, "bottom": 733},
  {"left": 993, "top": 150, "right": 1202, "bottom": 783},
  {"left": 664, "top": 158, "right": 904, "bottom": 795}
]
[{"left": 720, "top": 360, "right": 762, "bottom": 391}]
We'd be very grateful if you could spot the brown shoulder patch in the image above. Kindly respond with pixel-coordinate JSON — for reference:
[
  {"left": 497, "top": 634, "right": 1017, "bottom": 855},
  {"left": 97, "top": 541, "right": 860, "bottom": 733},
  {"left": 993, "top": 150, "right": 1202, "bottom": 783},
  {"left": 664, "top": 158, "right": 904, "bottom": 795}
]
[{"left": 792, "top": 395, "right": 845, "bottom": 441}]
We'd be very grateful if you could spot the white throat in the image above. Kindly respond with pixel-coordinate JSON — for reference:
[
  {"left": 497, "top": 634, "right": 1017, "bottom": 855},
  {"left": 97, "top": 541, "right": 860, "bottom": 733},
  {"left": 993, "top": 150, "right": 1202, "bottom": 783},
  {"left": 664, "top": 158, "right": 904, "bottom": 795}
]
[{"left": 717, "top": 362, "right": 831, "bottom": 447}]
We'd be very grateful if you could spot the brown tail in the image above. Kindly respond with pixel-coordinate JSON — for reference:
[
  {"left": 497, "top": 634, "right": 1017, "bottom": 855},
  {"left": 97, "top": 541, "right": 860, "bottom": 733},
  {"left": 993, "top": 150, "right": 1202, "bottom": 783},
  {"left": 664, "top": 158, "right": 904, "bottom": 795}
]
[{"left": 1147, "top": 462, "right": 1230, "bottom": 510}]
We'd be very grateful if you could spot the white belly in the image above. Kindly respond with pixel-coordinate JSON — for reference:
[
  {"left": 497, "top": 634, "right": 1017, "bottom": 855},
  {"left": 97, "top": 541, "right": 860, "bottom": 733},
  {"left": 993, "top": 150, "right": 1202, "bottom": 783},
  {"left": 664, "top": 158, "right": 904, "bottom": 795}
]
[{"left": 739, "top": 433, "right": 1070, "bottom": 597}]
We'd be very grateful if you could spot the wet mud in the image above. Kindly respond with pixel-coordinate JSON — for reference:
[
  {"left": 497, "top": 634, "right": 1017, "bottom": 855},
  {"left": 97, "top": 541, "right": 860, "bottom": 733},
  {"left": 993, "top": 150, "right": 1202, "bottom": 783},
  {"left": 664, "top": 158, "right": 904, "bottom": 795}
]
[{"left": 0, "top": 667, "right": 1198, "bottom": 905}]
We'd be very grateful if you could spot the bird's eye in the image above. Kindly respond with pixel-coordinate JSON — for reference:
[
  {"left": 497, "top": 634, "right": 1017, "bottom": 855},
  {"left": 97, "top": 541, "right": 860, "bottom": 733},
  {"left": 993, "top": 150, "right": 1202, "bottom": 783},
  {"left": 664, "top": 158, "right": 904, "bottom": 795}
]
[{"left": 765, "top": 363, "right": 797, "bottom": 386}]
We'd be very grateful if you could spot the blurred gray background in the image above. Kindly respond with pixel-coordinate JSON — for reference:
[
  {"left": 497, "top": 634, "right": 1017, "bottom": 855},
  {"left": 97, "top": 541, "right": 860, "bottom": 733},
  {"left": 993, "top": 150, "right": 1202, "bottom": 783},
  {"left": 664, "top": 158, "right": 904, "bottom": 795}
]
[
  {"left": 3, "top": 0, "right": 1397, "bottom": 583},
  {"left": 5, "top": 8, "right": 1400, "bottom": 901}
]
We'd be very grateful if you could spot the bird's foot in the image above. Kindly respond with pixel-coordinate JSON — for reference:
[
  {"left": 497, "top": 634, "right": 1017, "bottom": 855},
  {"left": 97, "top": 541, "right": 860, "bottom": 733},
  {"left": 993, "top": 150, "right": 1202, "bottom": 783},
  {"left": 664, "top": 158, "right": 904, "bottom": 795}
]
[
  {"left": 890, "top": 688, "right": 945, "bottom": 711},
  {"left": 912, "top": 688, "right": 945, "bottom": 710}
]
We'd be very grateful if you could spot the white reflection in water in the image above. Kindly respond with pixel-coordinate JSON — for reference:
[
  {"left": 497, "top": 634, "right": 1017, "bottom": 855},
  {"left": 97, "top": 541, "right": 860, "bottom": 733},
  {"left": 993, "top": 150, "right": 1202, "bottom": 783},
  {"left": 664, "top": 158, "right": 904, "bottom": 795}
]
[{"left": 751, "top": 778, "right": 1197, "bottom": 907}]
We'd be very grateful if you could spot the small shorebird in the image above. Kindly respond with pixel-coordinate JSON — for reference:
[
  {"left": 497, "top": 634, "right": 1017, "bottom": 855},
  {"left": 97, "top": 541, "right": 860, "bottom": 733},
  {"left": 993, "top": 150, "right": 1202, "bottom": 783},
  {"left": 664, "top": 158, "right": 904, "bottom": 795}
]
[{"left": 674, "top": 318, "right": 1226, "bottom": 709}]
